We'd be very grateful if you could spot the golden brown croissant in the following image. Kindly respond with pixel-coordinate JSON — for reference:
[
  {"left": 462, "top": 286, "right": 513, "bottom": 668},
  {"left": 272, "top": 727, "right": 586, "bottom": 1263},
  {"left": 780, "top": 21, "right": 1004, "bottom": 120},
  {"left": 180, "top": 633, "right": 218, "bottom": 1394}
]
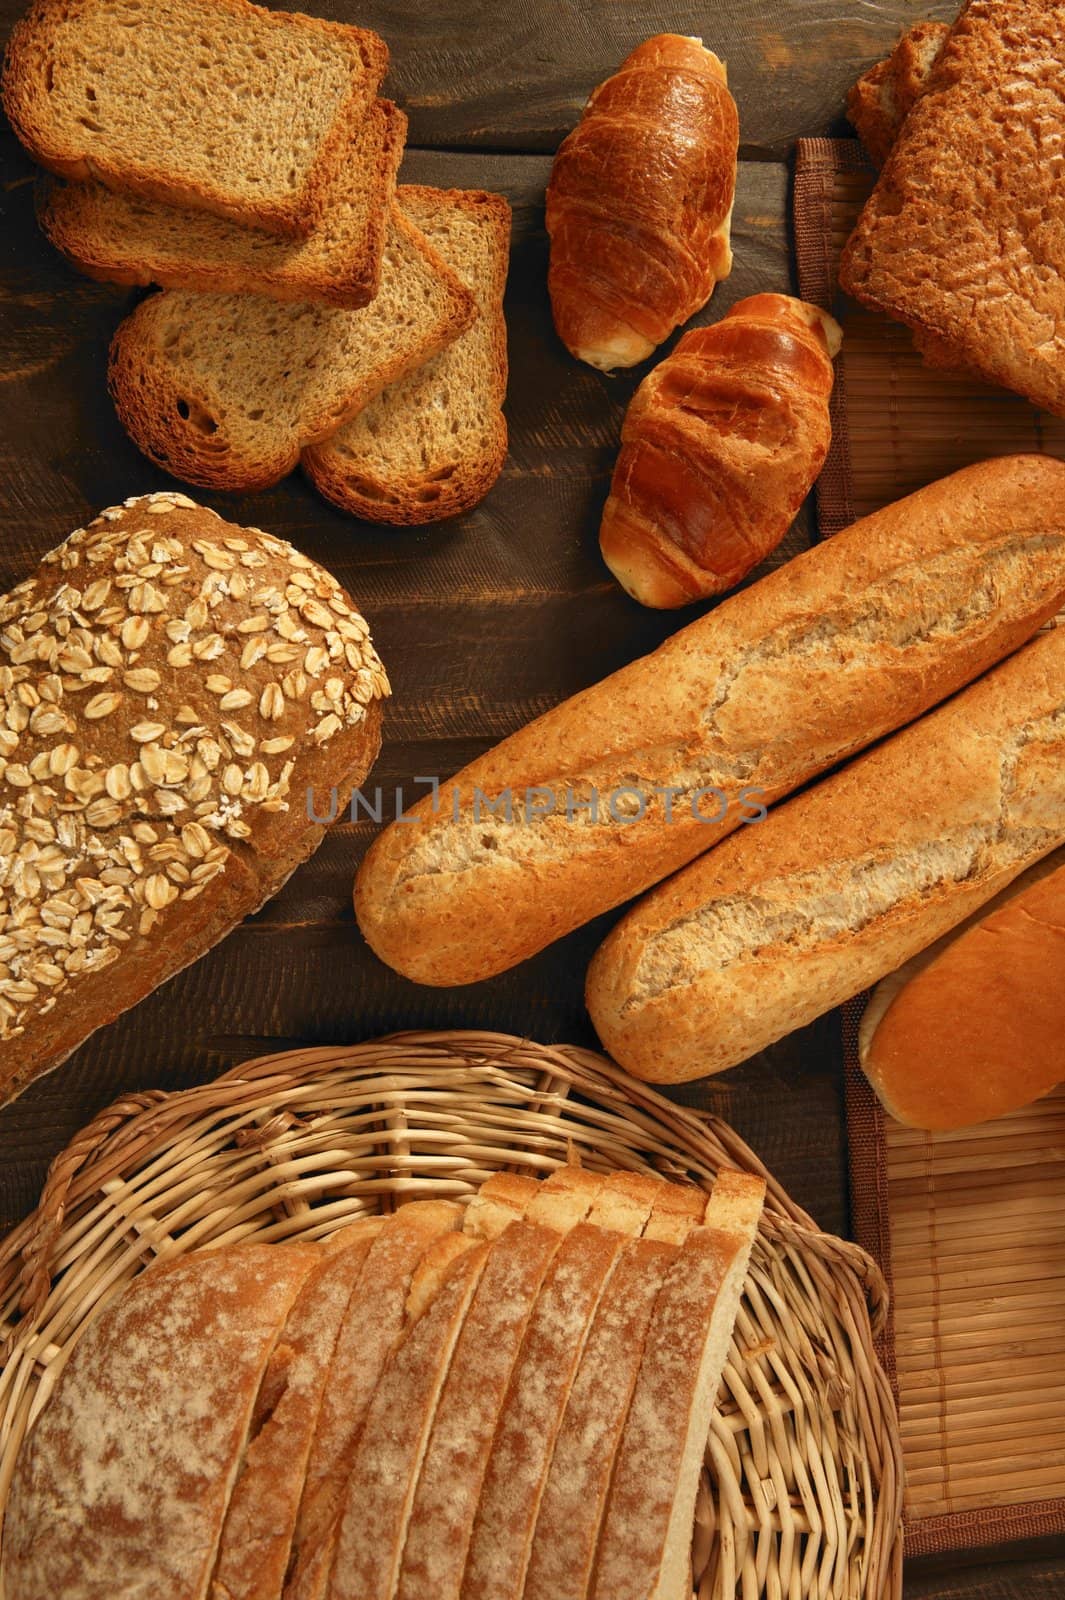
[
  {"left": 545, "top": 34, "right": 738, "bottom": 372},
  {"left": 599, "top": 294, "right": 841, "bottom": 608}
]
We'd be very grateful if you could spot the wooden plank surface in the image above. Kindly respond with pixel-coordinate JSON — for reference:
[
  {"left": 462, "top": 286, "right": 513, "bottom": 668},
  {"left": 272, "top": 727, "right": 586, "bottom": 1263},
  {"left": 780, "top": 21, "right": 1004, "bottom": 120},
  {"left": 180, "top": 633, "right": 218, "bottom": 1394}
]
[{"left": 0, "top": 1, "right": 1060, "bottom": 1593}]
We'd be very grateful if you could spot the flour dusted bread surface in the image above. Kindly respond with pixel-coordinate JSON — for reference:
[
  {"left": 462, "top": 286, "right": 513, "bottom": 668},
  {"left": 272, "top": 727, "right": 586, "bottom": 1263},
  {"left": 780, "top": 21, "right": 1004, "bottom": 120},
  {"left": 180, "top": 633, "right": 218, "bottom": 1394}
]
[
  {"left": 460, "top": 1221, "right": 626, "bottom": 1600},
  {"left": 355, "top": 455, "right": 1065, "bottom": 987},
  {"left": 2, "top": 1243, "right": 320, "bottom": 1600},
  {"left": 840, "top": 0, "right": 1065, "bottom": 415},
  {"left": 0, "top": 492, "right": 388, "bottom": 1105},
  {"left": 1, "top": 0, "right": 387, "bottom": 237},
  {"left": 109, "top": 210, "right": 476, "bottom": 492},
  {"left": 208, "top": 1233, "right": 377, "bottom": 1600},
  {"left": 588, "top": 625, "right": 1065, "bottom": 1086},
  {"left": 38, "top": 99, "right": 407, "bottom": 307},
  {"left": 304, "top": 185, "right": 511, "bottom": 523},
  {"left": 286, "top": 1200, "right": 462, "bottom": 1596},
  {"left": 591, "top": 1173, "right": 764, "bottom": 1600}
]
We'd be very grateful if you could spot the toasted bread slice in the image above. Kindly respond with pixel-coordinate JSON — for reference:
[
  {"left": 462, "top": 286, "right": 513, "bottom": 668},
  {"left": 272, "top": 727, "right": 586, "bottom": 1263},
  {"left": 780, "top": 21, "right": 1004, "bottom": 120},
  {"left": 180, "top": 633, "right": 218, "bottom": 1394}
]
[
  {"left": 38, "top": 99, "right": 406, "bottom": 308},
  {"left": 847, "top": 20, "right": 949, "bottom": 168},
  {"left": 2, "top": 0, "right": 387, "bottom": 237},
  {"left": 285, "top": 1202, "right": 461, "bottom": 1597},
  {"left": 304, "top": 186, "right": 510, "bottom": 523},
  {"left": 108, "top": 207, "right": 476, "bottom": 492},
  {"left": 591, "top": 1171, "right": 766, "bottom": 1600},
  {"left": 840, "top": 4, "right": 1065, "bottom": 416},
  {"left": 324, "top": 1241, "right": 492, "bottom": 1600},
  {"left": 460, "top": 1222, "right": 627, "bottom": 1600},
  {"left": 208, "top": 1229, "right": 378, "bottom": 1600}
]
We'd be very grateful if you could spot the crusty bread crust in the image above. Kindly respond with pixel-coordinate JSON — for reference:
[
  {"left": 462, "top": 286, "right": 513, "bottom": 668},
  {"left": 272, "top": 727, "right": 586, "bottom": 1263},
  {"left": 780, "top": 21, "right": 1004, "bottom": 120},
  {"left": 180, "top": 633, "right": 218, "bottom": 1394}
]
[
  {"left": 841, "top": 0, "right": 1065, "bottom": 416},
  {"left": 107, "top": 210, "right": 476, "bottom": 492},
  {"left": 2, "top": 0, "right": 388, "bottom": 238},
  {"left": 860, "top": 852, "right": 1065, "bottom": 1130},
  {"left": 303, "top": 186, "right": 511, "bottom": 524},
  {"left": 36, "top": 100, "right": 407, "bottom": 308},
  {"left": 354, "top": 456, "right": 1065, "bottom": 988},
  {"left": 847, "top": 20, "right": 949, "bottom": 168},
  {"left": 0, "top": 492, "right": 388, "bottom": 1105},
  {"left": 587, "top": 625, "right": 1065, "bottom": 1085}
]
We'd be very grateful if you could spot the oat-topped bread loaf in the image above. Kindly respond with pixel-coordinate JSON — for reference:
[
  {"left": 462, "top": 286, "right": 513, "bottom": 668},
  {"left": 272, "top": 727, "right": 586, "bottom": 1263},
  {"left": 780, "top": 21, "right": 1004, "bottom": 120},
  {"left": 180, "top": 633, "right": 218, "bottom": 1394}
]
[
  {"left": 108, "top": 207, "right": 476, "bottom": 492},
  {"left": 304, "top": 185, "right": 511, "bottom": 524},
  {"left": 0, "top": 491, "right": 388, "bottom": 1104},
  {"left": 1, "top": 0, "right": 388, "bottom": 237},
  {"left": 840, "top": 0, "right": 1065, "bottom": 416},
  {"left": 37, "top": 99, "right": 408, "bottom": 308}
]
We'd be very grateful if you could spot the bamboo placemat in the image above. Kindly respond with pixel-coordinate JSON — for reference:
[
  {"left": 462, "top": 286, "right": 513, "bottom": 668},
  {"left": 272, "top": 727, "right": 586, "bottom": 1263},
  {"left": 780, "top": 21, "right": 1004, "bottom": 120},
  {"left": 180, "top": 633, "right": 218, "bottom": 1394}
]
[{"left": 794, "top": 137, "right": 1065, "bottom": 1558}]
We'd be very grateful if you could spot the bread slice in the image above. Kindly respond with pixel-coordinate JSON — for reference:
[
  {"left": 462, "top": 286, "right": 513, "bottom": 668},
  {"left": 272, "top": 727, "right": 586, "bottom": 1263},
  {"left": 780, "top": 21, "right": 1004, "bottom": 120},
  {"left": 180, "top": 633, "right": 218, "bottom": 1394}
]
[
  {"left": 285, "top": 1201, "right": 461, "bottom": 1597},
  {"left": 585, "top": 1169, "right": 665, "bottom": 1233},
  {"left": 2, "top": 0, "right": 388, "bottom": 237},
  {"left": 208, "top": 1229, "right": 378, "bottom": 1600},
  {"left": 840, "top": 3, "right": 1065, "bottom": 417},
  {"left": 590, "top": 1171, "right": 765, "bottom": 1600},
  {"left": 643, "top": 1181, "right": 707, "bottom": 1243},
  {"left": 38, "top": 99, "right": 407, "bottom": 308},
  {"left": 460, "top": 1222, "right": 627, "bottom": 1600},
  {"left": 2, "top": 1243, "right": 320, "bottom": 1600},
  {"left": 324, "top": 1241, "right": 491, "bottom": 1600},
  {"left": 108, "top": 208, "right": 477, "bottom": 492},
  {"left": 303, "top": 185, "right": 510, "bottom": 523},
  {"left": 462, "top": 1172, "right": 540, "bottom": 1241},
  {"left": 395, "top": 1221, "right": 566, "bottom": 1600},
  {"left": 847, "top": 21, "right": 949, "bottom": 168},
  {"left": 523, "top": 1236, "right": 679, "bottom": 1600}
]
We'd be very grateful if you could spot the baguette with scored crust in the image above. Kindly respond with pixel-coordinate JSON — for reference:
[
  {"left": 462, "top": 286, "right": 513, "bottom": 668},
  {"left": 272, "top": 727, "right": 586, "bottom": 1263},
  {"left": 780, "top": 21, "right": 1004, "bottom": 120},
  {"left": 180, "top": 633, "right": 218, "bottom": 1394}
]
[
  {"left": 355, "top": 455, "right": 1065, "bottom": 987},
  {"left": 588, "top": 625, "right": 1065, "bottom": 1085}
]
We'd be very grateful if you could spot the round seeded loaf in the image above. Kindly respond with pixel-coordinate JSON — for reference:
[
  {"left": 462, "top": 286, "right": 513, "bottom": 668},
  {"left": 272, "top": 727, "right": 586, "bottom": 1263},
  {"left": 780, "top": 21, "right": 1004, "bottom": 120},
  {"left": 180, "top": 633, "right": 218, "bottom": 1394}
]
[{"left": 0, "top": 489, "right": 388, "bottom": 1102}]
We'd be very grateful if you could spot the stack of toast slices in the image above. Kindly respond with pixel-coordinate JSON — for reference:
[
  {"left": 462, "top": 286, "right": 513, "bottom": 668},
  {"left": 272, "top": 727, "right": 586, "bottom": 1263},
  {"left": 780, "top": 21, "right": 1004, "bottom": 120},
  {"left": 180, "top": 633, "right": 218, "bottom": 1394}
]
[
  {"left": 4, "top": 1163, "right": 766, "bottom": 1599},
  {"left": 2, "top": 0, "right": 511, "bottom": 520}
]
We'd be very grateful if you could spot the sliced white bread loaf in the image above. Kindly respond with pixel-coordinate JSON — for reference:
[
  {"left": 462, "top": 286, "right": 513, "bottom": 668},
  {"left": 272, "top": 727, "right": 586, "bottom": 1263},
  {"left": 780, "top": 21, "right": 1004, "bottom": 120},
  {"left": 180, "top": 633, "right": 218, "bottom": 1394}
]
[
  {"left": 461, "top": 1172, "right": 540, "bottom": 1241},
  {"left": 324, "top": 1239, "right": 491, "bottom": 1600},
  {"left": 108, "top": 208, "right": 476, "bottom": 492},
  {"left": 591, "top": 1170, "right": 766, "bottom": 1600},
  {"left": 303, "top": 185, "right": 510, "bottom": 524},
  {"left": 523, "top": 1235, "right": 680, "bottom": 1600},
  {"left": 394, "top": 1221, "right": 566, "bottom": 1600},
  {"left": 208, "top": 1229, "right": 379, "bottom": 1600},
  {"left": 2, "top": 0, "right": 388, "bottom": 237},
  {"left": 459, "top": 1221, "right": 628, "bottom": 1600},
  {"left": 285, "top": 1201, "right": 461, "bottom": 1599},
  {"left": 2, "top": 1243, "right": 321, "bottom": 1600},
  {"left": 38, "top": 99, "right": 407, "bottom": 308}
]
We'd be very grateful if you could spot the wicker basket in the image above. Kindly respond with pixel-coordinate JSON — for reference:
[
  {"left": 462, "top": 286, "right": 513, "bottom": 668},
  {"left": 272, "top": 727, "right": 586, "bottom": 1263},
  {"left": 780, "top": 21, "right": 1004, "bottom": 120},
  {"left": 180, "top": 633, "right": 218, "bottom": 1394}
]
[{"left": 0, "top": 1031, "right": 902, "bottom": 1598}]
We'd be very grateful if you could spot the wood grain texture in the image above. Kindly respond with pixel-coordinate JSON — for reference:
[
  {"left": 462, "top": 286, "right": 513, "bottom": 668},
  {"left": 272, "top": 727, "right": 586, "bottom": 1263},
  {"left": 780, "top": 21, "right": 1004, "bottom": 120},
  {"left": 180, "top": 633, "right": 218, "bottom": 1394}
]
[{"left": 0, "top": 130, "right": 844, "bottom": 1234}]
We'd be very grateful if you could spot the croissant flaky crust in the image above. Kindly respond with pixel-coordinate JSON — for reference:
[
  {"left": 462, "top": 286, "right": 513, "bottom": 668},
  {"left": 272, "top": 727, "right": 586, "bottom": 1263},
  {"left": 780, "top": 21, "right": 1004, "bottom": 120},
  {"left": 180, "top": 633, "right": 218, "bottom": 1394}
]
[
  {"left": 599, "top": 293, "right": 841, "bottom": 608},
  {"left": 545, "top": 34, "right": 738, "bottom": 372}
]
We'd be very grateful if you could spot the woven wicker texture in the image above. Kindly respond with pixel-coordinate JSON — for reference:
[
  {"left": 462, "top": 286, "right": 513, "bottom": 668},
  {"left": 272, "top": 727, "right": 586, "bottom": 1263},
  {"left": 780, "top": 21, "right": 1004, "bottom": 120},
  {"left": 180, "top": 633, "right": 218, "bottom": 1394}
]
[{"left": 0, "top": 1031, "right": 900, "bottom": 1598}]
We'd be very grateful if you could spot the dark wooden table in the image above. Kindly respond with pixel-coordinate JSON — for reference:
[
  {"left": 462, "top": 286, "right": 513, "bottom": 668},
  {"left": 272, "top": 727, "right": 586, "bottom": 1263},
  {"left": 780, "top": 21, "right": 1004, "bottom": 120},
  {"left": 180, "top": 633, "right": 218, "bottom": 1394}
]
[{"left": 0, "top": 2, "right": 1060, "bottom": 1594}]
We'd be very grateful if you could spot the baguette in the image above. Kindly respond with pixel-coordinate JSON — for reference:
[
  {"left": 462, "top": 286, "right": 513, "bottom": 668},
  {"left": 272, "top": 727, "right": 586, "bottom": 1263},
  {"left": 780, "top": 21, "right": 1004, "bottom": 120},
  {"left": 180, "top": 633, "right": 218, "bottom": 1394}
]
[
  {"left": 3, "top": 1243, "right": 321, "bottom": 1600},
  {"left": 588, "top": 625, "right": 1065, "bottom": 1085},
  {"left": 355, "top": 455, "right": 1065, "bottom": 987},
  {"left": 859, "top": 851, "right": 1065, "bottom": 1130},
  {"left": 2, "top": 0, "right": 387, "bottom": 237},
  {"left": 0, "top": 492, "right": 387, "bottom": 1105},
  {"left": 38, "top": 99, "right": 407, "bottom": 308}
]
